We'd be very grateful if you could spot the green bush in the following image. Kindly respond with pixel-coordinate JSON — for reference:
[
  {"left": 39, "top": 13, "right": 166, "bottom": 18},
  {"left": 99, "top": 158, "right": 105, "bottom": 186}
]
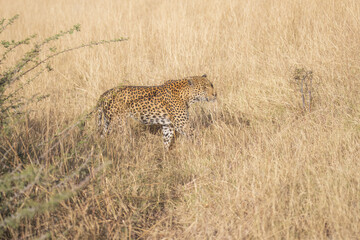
[{"left": 0, "top": 15, "right": 126, "bottom": 238}]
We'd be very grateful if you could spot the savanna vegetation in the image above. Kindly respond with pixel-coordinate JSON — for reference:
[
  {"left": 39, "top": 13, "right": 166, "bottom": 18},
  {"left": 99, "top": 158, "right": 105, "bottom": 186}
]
[{"left": 1, "top": 0, "right": 359, "bottom": 239}]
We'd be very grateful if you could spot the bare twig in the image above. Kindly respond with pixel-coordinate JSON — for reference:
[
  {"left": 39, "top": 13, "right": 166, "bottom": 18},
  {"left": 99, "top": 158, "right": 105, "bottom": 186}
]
[
  {"left": 308, "top": 71, "right": 313, "bottom": 112},
  {"left": 301, "top": 74, "right": 306, "bottom": 111},
  {"left": 10, "top": 37, "right": 128, "bottom": 85}
]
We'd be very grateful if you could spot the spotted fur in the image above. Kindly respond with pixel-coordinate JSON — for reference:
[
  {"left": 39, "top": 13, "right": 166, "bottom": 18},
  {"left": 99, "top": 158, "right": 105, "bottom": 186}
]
[{"left": 96, "top": 74, "right": 217, "bottom": 149}]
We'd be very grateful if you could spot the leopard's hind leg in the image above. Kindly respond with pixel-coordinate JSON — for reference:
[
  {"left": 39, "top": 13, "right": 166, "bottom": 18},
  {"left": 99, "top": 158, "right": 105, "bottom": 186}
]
[
  {"left": 162, "top": 124, "right": 175, "bottom": 150},
  {"left": 96, "top": 107, "right": 103, "bottom": 132},
  {"left": 102, "top": 113, "right": 113, "bottom": 137},
  {"left": 96, "top": 105, "right": 113, "bottom": 137}
]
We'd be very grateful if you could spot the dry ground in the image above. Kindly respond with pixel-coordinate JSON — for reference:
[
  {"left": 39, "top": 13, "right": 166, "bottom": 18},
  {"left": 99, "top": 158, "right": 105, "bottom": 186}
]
[{"left": 1, "top": 0, "right": 360, "bottom": 239}]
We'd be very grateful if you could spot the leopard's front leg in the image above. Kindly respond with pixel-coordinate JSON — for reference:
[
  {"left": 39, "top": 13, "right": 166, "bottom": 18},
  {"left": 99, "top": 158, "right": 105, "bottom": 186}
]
[
  {"left": 171, "top": 110, "right": 194, "bottom": 139},
  {"left": 164, "top": 103, "right": 194, "bottom": 149}
]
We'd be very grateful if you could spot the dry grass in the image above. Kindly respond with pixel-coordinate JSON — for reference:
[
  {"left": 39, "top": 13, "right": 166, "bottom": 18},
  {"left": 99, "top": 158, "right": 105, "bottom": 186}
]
[{"left": 1, "top": 0, "right": 360, "bottom": 239}]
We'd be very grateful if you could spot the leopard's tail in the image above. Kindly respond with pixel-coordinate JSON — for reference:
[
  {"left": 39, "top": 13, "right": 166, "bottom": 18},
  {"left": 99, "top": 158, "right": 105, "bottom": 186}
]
[
  {"left": 94, "top": 99, "right": 104, "bottom": 133},
  {"left": 96, "top": 105, "right": 103, "bottom": 131}
]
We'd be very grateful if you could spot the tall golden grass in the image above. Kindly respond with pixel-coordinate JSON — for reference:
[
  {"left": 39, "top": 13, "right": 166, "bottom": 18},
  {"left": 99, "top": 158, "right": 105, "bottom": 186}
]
[{"left": 1, "top": 0, "right": 360, "bottom": 238}]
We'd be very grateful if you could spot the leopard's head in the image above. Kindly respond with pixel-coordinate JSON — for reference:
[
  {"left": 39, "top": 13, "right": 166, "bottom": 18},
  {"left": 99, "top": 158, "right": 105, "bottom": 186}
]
[{"left": 188, "top": 74, "right": 217, "bottom": 103}]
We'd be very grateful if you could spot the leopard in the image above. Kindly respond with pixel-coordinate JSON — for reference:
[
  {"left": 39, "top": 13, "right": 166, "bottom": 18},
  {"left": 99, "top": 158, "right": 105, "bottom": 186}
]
[{"left": 96, "top": 74, "right": 217, "bottom": 149}]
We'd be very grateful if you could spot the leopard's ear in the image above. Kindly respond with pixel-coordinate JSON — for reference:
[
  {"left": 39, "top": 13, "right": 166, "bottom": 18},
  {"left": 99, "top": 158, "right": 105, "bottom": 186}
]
[
  {"left": 188, "top": 79, "right": 194, "bottom": 86},
  {"left": 202, "top": 74, "right": 207, "bottom": 78}
]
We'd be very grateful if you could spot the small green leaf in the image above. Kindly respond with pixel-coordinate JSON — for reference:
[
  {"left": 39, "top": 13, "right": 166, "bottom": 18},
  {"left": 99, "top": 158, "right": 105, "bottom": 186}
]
[{"left": 1, "top": 40, "right": 11, "bottom": 48}]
